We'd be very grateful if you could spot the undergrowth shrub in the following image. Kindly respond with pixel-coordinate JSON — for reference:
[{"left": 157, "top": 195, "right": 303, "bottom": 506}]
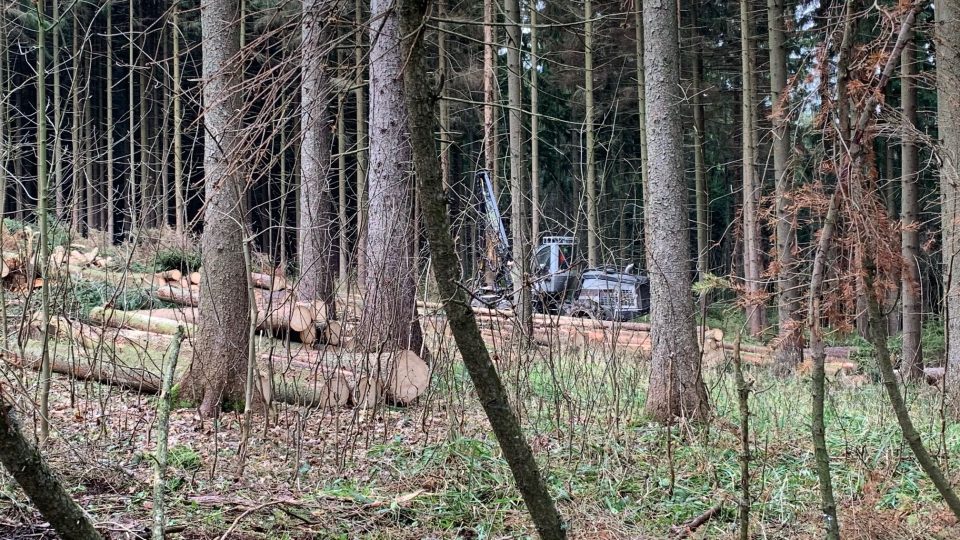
[
  {"left": 68, "top": 280, "right": 175, "bottom": 317},
  {"left": 154, "top": 247, "right": 201, "bottom": 273}
]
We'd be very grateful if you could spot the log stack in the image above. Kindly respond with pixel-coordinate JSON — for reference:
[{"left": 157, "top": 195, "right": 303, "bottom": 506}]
[{"left": 21, "top": 311, "right": 428, "bottom": 408}]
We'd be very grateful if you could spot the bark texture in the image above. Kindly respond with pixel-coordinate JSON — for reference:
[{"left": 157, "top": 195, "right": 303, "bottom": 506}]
[
  {"left": 0, "top": 398, "right": 102, "bottom": 540},
  {"left": 642, "top": 0, "right": 710, "bottom": 423},
  {"left": 356, "top": 0, "right": 422, "bottom": 353},
  {"left": 584, "top": 0, "right": 598, "bottom": 267},
  {"left": 506, "top": 0, "right": 532, "bottom": 335},
  {"left": 181, "top": 0, "right": 252, "bottom": 417},
  {"left": 769, "top": 0, "right": 801, "bottom": 371},
  {"left": 299, "top": 0, "right": 339, "bottom": 320},
  {"left": 741, "top": 0, "right": 766, "bottom": 337},
  {"left": 942, "top": 0, "right": 960, "bottom": 413},
  {"left": 399, "top": 1, "right": 567, "bottom": 535},
  {"left": 901, "top": 26, "right": 923, "bottom": 381}
]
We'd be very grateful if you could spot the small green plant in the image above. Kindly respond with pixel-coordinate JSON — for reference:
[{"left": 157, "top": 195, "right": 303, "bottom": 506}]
[
  {"left": 155, "top": 247, "right": 201, "bottom": 273},
  {"left": 168, "top": 445, "right": 202, "bottom": 471}
]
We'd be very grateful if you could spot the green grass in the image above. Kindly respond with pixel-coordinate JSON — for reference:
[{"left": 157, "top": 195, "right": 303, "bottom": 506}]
[{"left": 324, "top": 347, "right": 960, "bottom": 538}]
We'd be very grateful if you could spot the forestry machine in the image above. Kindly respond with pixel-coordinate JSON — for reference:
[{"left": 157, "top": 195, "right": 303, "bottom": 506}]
[{"left": 471, "top": 170, "right": 650, "bottom": 321}]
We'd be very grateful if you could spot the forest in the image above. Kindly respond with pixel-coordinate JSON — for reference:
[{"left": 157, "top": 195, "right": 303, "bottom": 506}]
[{"left": 0, "top": 0, "right": 958, "bottom": 537}]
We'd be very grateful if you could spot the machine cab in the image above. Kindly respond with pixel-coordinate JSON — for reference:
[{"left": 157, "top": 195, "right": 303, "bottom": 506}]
[{"left": 532, "top": 236, "right": 579, "bottom": 299}]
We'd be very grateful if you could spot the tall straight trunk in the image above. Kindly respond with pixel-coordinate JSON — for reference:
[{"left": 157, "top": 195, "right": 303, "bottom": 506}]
[
  {"left": 482, "top": 0, "right": 499, "bottom": 287},
  {"left": 483, "top": 0, "right": 498, "bottom": 183},
  {"left": 900, "top": 26, "right": 923, "bottom": 381},
  {"left": 128, "top": 0, "right": 137, "bottom": 230},
  {"left": 356, "top": 0, "right": 423, "bottom": 353},
  {"left": 36, "top": 1, "right": 53, "bottom": 443},
  {"left": 354, "top": 0, "right": 368, "bottom": 283},
  {"left": 691, "top": 11, "right": 708, "bottom": 285},
  {"left": 140, "top": 48, "right": 152, "bottom": 227},
  {"left": 13, "top": 90, "right": 22, "bottom": 221},
  {"left": 299, "top": 0, "right": 338, "bottom": 318},
  {"left": 530, "top": 4, "right": 541, "bottom": 243},
  {"left": 0, "top": 6, "right": 6, "bottom": 226},
  {"left": 740, "top": 0, "right": 765, "bottom": 336},
  {"left": 181, "top": 0, "right": 252, "bottom": 417},
  {"left": 505, "top": 0, "right": 531, "bottom": 335},
  {"left": 439, "top": 0, "right": 451, "bottom": 193},
  {"left": 584, "top": 0, "right": 598, "bottom": 267},
  {"left": 633, "top": 1, "right": 649, "bottom": 269},
  {"left": 84, "top": 84, "right": 94, "bottom": 231},
  {"left": 279, "top": 122, "right": 290, "bottom": 270},
  {"left": 338, "top": 82, "right": 348, "bottom": 282},
  {"left": 160, "top": 33, "right": 170, "bottom": 229},
  {"left": 642, "top": 0, "right": 710, "bottom": 423},
  {"left": 940, "top": 0, "right": 960, "bottom": 413},
  {"left": 399, "top": 2, "right": 567, "bottom": 536},
  {"left": 52, "top": 0, "right": 64, "bottom": 221},
  {"left": 106, "top": 5, "right": 115, "bottom": 238},
  {"left": 71, "top": 13, "right": 80, "bottom": 231},
  {"left": 172, "top": 2, "right": 185, "bottom": 234},
  {"left": 769, "top": 0, "right": 801, "bottom": 370},
  {"left": 885, "top": 140, "right": 901, "bottom": 335}
]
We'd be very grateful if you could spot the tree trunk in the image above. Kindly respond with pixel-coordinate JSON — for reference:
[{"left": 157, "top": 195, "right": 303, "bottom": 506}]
[
  {"left": 584, "top": 0, "right": 599, "bottom": 268},
  {"left": 505, "top": 0, "right": 532, "bottom": 337},
  {"left": 741, "top": 0, "right": 765, "bottom": 337},
  {"left": 0, "top": 398, "right": 102, "bottom": 540},
  {"left": 106, "top": 4, "right": 115, "bottom": 239},
  {"left": 691, "top": 10, "right": 709, "bottom": 287},
  {"left": 172, "top": 1, "right": 185, "bottom": 235},
  {"left": 71, "top": 13, "right": 81, "bottom": 231},
  {"left": 438, "top": 0, "right": 451, "bottom": 194},
  {"left": 769, "top": 0, "right": 801, "bottom": 371},
  {"left": 355, "top": 0, "right": 422, "bottom": 353},
  {"left": 180, "top": 0, "right": 252, "bottom": 417},
  {"left": 901, "top": 26, "right": 923, "bottom": 381},
  {"left": 529, "top": 4, "right": 541, "bottom": 244},
  {"left": 52, "top": 0, "right": 64, "bottom": 222},
  {"left": 642, "top": 0, "right": 709, "bottom": 423},
  {"left": 128, "top": 0, "right": 137, "bottom": 230},
  {"left": 941, "top": 0, "right": 960, "bottom": 414},
  {"left": 299, "top": 0, "right": 338, "bottom": 320},
  {"left": 398, "top": 2, "right": 567, "bottom": 535},
  {"left": 354, "top": 0, "right": 368, "bottom": 284},
  {"left": 634, "top": 2, "right": 649, "bottom": 269},
  {"left": 36, "top": 0, "right": 53, "bottom": 443},
  {"left": 483, "top": 0, "right": 498, "bottom": 184},
  {"left": 337, "top": 77, "right": 349, "bottom": 283}
]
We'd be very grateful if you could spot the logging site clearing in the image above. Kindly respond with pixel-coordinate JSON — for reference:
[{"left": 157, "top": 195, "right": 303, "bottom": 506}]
[{"left": 0, "top": 224, "right": 956, "bottom": 539}]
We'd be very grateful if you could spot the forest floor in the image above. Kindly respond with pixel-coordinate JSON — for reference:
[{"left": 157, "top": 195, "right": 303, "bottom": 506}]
[
  {"left": 0, "top": 225, "right": 958, "bottom": 538},
  {"left": 2, "top": 338, "right": 960, "bottom": 539}
]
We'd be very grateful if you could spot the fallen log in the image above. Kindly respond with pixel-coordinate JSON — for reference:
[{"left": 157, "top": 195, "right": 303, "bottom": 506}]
[
  {"left": 135, "top": 307, "right": 199, "bottom": 325},
  {"left": 189, "top": 271, "right": 202, "bottom": 286},
  {"left": 154, "top": 284, "right": 199, "bottom": 306},
  {"left": 15, "top": 336, "right": 350, "bottom": 410},
  {"left": 89, "top": 307, "right": 197, "bottom": 337},
  {"left": 156, "top": 269, "right": 182, "bottom": 283},
  {"left": 251, "top": 272, "right": 286, "bottom": 291},
  {"left": 10, "top": 341, "right": 163, "bottom": 393},
  {"left": 336, "top": 369, "right": 384, "bottom": 407},
  {"left": 268, "top": 366, "right": 350, "bottom": 409},
  {"left": 255, "top": 290, "right": 312, "bottom": 333},
  {"left": 365, "top": 350, "right": 431, "bottom": 405},
  {"left": 266, "top": 349, "right": 429, "bottom": 406}
]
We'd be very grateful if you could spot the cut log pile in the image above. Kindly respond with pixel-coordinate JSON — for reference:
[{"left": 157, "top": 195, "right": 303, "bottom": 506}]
[
  {"left": 418, "top": 300, "right": 863, "bottom": 375},
  {"left": 49, "top": 245, "right": 113, "bottom": 272},
  {"left": 18, "top": 311, "right": 430, "bottom": 409},
  {"left": 134, "top": 270, "right": 343, "bottom": 346}
]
